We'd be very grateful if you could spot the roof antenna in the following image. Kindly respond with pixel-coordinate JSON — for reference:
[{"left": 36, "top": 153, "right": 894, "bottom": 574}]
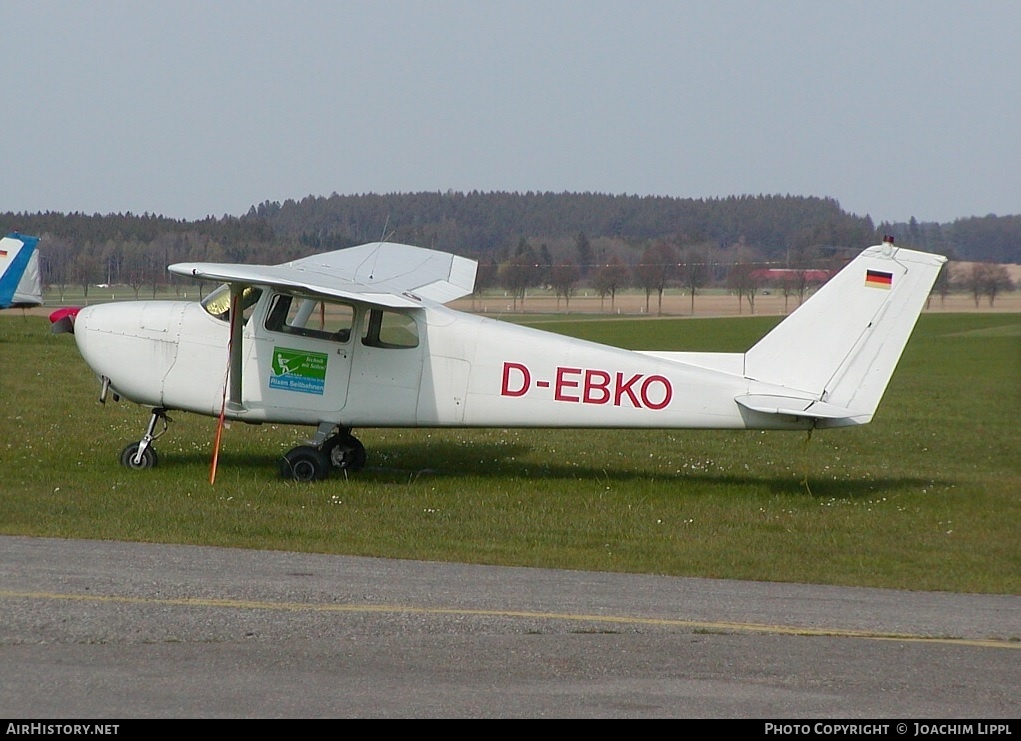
[
  {"left": 379, "top": 215, "right": 397, "bottom": 243},
  {"left": 367, "top": 216, "right": 397, "bottom": 280}
]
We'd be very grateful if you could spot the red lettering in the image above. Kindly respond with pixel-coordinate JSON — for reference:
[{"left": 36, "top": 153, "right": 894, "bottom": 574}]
[
  {"left": 502, "top": 363, "right": 672, "bottom": 411},
  {"left": 640, "top": 375, "right": 672, "bottom": 410},
  {"left": 501, "top": 362, "right": 530, "bottom": 397},
  {"left": 614, "top": 373, "right": 642, "bottom": 407},
  {"left": 555, "top": 367, "right": 582, "bottom": 402},
  {"left": 583, "top": 369, "right": 611, "bottom": 404}
]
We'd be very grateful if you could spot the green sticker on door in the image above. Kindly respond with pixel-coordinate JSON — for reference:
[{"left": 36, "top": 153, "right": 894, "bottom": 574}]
[{"left": 270, "top": 347, "right": 328, "bottom": 395}]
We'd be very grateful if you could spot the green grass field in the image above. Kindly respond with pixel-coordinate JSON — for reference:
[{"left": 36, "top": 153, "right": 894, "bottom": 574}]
[{"left": 1, "top": 311, "right": 1018, "bottom": 594}]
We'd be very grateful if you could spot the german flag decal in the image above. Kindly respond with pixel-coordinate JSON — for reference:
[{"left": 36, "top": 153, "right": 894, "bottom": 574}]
[{"left": 865, "top": 269, "right": 893, "bottom": 289}]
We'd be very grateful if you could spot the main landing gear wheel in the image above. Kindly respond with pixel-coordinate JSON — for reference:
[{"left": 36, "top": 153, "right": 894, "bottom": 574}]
[
  {"left": 120, "top": 442, "right": 158, "bottom": 469},
  {"left": 323, "top": 433, "right": 366, "bottom": 472},
  {"left": 280, "top": 445, "right": 331, "bottom": 482}
]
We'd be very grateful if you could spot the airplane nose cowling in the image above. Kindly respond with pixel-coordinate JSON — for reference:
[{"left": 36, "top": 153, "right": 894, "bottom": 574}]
[
  {"left": 73, "top": 301, "right": 186, "bottom": 406},
  {"left": 49, "top": 307, "right": 81, "bottom": 334}
]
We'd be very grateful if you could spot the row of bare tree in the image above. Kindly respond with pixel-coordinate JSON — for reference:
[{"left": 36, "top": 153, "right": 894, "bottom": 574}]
[
  {"left": 28, "top": 226, "right": 1014, "bottom": 313},
  {"left": 476, "top": 243, "right": 1015, "bottom": 315}
]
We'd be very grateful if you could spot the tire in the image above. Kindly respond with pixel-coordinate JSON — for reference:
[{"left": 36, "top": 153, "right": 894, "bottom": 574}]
[
  {"left": 120, "top": 442, "right": 158, "bottom": 470},
  {"left": 280, "top": 445, "right": 331, "bottom": 482},
  {"left": 323, "top": 434, "right": 367, "bottom": 472}
]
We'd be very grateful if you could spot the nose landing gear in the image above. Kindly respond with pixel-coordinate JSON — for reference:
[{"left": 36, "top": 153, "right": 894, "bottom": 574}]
[{"left": 120, "top": 407, "right": 171, "bottom": 470}]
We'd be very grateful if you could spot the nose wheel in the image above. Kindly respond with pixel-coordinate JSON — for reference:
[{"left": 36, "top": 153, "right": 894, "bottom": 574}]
[
  {"left": 120, "top": 442, "right": 158, "bottom": 469},
  {"left": 120, "top": 408, "right": 170, "bottom": 470}
]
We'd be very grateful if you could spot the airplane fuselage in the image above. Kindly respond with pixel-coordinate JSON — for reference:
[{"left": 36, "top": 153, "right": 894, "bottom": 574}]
[{"left": 71, "top": 297, "right": 813, "bottom": 433}]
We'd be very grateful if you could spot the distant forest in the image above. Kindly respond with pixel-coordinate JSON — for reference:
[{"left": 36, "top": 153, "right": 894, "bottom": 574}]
[{"left": 3, "top": 192, "right": 1018, "bottom": 301}]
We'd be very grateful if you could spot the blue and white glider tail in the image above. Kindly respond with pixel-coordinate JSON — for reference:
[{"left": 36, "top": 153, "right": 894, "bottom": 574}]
[
  {"left": 0, "top": 232, "right": 43, "bottom": 308},
  {"left": 741, "top": 239, "right": 947, "bottom": 426}
]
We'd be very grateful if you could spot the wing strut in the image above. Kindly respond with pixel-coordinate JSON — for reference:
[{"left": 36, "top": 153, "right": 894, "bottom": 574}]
[
  {"left": 228, "top": 284, "right": 246, "bottom": 411},
  {"left": 211, "top": 286, "right": 246, "bottom": 485}
]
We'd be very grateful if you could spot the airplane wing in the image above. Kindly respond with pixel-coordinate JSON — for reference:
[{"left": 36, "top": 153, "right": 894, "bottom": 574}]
[{"left": 169, "top": 241, "right": 478, "bottom": 307}]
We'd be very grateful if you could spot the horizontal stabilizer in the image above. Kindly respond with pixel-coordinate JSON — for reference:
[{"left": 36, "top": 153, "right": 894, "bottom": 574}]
[{"left": 735, "top": 394, "right": 866, "bottom": 421}]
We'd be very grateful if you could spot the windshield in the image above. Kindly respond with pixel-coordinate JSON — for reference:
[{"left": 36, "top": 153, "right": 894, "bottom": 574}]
[{"left": 201, "top": 284, "right": 263, "bottom": 323}]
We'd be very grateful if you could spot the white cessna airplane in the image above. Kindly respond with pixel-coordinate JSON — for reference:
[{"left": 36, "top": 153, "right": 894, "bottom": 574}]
[{"left": 52, "top": 237, "right": 945, "bottom": 481}]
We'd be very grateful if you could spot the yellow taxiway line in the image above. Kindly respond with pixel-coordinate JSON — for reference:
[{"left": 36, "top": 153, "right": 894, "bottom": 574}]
[{"left": 2, "top": 589, "right": 1017, "bottom": 650}]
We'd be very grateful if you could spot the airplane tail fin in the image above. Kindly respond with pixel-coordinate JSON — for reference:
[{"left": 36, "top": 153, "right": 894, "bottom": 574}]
[
  {"left": 742, "top": 239, "right": 946, "bottom": 426},
  {"left": 0, "top": 232, "right": 43, "bottom": 308}
]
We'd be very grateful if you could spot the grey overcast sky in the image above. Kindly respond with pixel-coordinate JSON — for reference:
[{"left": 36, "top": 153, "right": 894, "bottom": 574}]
[{"left": 2, "top": 1, "right": 1018, "bottom": 225}]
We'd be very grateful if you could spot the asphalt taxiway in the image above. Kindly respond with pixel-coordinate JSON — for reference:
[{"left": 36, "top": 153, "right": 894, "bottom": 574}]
[{"left": 1, "top": 535, "right": 1018, "bottom": 718}]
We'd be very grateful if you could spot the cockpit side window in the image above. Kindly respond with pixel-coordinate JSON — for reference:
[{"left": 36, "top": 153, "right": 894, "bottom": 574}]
[
  {"left": 264, "top": 294, "right": 355, "bottom": 343},
  {"left": 201, "top": 284, "right": 263, "bottom": 324},
  {"left": 361, "top": 308, "right": 419, "bottom": 349}
]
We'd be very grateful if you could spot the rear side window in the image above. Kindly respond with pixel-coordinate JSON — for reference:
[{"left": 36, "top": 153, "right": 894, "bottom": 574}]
[{"left": 361, "top": 309, "right": 419, "bottom": 349}]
